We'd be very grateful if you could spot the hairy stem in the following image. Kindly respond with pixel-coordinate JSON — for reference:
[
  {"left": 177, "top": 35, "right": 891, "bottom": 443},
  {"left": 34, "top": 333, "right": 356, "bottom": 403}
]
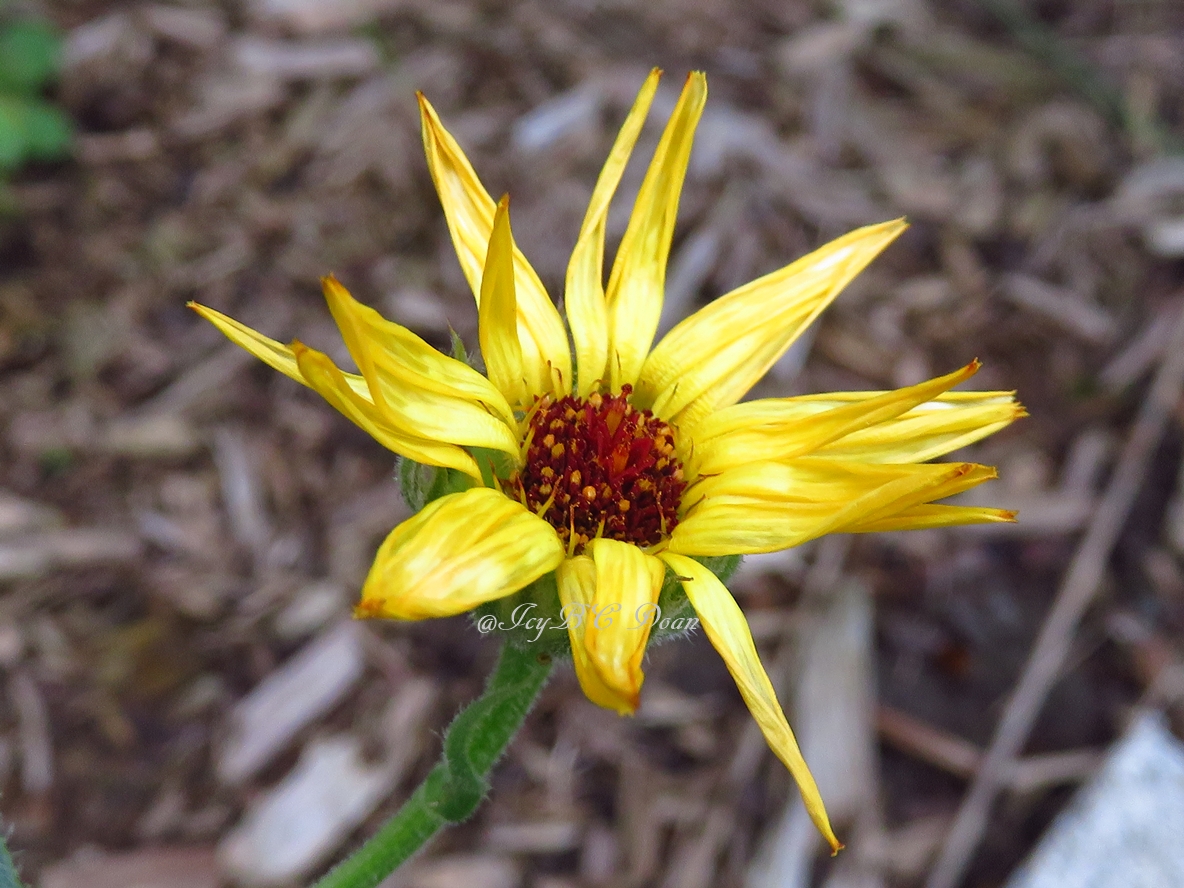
[{"left": 312, "top": 642, "right": 552, "bottom": 888}]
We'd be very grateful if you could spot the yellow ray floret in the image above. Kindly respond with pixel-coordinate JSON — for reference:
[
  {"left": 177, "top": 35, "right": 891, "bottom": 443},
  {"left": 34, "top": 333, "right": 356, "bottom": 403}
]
[
  {"left": 557, "top": 555, "right": 638, "bottom": 715},
  {"left": 292, "top": 341, "right": 484, "bottom": 479},
  {"left": 566, "top": 68, "right": 661, "bottom": 397},
  {"left": 637, "top": 219, "right": 908, "bottom": 426},
  {"left": 580, "top": 538, "right": 666, "bottom": 714},
  {"left": 357, "top": 487, "right": 565, "bottom": 620},
  {"left": 419, "top": 93, "right": 571, "bottom": 403},
  {"left": 321, "top": 275, "right": 516, "bottom": 428},
  {"left": 687, "top": 360, "right": 987, "bottom": 474},
  {"left": 660, "top": 552, "right": 843, "bottom": 854},
  {"left": 605, "top": 72, "right": 707, "bottom": 392},
  {"left": 671, "top": 460, "right": 997, "bottom": 555},
  {"left": 479, "top": 197, "right": 529, "bottom": 409}
]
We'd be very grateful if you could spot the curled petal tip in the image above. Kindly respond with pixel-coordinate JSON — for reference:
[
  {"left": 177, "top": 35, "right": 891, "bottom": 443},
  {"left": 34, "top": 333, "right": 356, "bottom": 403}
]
[
  {"left": 353, "top": 598, "right": 384, "bottom": 619},
  {"left": 829, "top": 839, "right": 845, "bottom": 856},
  {"left": 610, "top": 695, "right": 639, "bottom": 717}
]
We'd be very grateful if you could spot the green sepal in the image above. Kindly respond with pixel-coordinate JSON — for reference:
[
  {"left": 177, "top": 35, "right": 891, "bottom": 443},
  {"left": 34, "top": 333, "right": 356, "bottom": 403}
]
[
  {"left": 394, "top": 457, "right": 474, "bottom": 512},
  {"left": 447, "top": 327, "right": 468, "bottom": 364}
]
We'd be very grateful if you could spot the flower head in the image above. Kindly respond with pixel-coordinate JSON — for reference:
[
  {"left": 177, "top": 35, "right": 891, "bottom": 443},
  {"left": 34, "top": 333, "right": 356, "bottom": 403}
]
[{"left": 190, "top": 70, "right": 1021, "bottom": 853}]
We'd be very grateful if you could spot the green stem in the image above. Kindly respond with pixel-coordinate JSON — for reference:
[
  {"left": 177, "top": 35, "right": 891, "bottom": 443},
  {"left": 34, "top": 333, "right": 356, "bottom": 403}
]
[{"left": 312, "top": 643, "right": 552, "bottom": 888}]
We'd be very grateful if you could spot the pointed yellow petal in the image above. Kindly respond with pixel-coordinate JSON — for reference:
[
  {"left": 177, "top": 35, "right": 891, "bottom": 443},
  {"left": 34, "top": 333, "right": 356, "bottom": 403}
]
[
  {"left": 320, "top": 276, "right": 521, "bottom": 457},
  {"left": 581, "top": 538, "right": 666, "bottom": 713},
  {"left": 357, "top": 487, "right": 565, "bottom": 620},
  {"left": 321, "top": 275, "right": 516, "bottom": 428},
  {"left": 566, "top": 69, "right": 661, "bottom": 397},
  {"left": 419, "top": 93, "right": 571, "bottom": 400},
  {"left": 816, "top": 399, "right": 1024, "bottom": 464},
  {"left": 557, "top": 555, "right": 638, "bottom": 714},
  {"left": 845, "top": 504, "right": 1017, "bottom": 533},
  {"left": 688, "top": 361, "right": 984, "bottom": 474},
  {"left": 604, "top": 72, "right": 707, "bottom": 392},
  {"left": 479, "top": 198, "right": 529, "bottom": 408},
  {"left": 660, "top": 552, "right": 841, "bottom": 853},
  {"left": 638, "top": 219, "right": 907, "bottom": 425},
  {"left": 293, "top": 341, "right": 482, "bottom": 478},
  {"left": 670, "top": 460, "right": 997, "bottom": 555},
  {"left": 189, "top": 302, "right": 305, "bottom": 386}
]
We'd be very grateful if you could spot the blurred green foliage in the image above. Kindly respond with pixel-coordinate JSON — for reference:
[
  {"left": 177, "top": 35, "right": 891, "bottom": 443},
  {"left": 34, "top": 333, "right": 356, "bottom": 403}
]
[{"left": 0, "top": 16, "right": 72, "bottom": 177}]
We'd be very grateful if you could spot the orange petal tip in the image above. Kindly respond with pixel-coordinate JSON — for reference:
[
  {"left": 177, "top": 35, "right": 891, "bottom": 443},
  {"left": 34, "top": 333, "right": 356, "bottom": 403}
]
[{"left": 353, "top": 598, "right": 384, "bottom": 619}]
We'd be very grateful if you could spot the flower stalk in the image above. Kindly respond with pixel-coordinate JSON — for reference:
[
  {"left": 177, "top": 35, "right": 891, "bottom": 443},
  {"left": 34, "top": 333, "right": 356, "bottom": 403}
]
[{"left": 312, "top": 643, "right": 552, "bottom": 888}]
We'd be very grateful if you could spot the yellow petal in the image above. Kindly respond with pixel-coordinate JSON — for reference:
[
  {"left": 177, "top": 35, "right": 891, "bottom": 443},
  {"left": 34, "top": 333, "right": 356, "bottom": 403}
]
[
  {"left": 189, "top": 302, "right": 307, "bottom": 387},
  {"left": 660, "top": 552, "right": 841, "bottom": 854},
  {"left": 637, "top": 219, "right": 907, "bottom": 425},
  {"left": 357, "top": 487, "right": 565, "bottom": 620},
  {"left": 605, "top": 72, "right": 707, "bottom": 392},
  {"left": 320, "top": 277, "right": 521, "bottom": 457},
  {"left": 816, "top": 399, "right": 1024, "bottom": 464},
  {"left": 671, "top": 459, "right": 997, "bottom": 555},
  {"left": 293, "top": 341, "right": 482, "bottom": 478},
  {"left": 479, "top": 197, "right": 529, "bottom": 408},
  {"left": 419, "top": 93, "right": 571, "bottom": 400},
  {"left": 566, "top": 69, "right": 661, "bottom": 397},
  {"left": 582, "top": 538, "right": 667, "bottom": 713},
  {"left": 557, "top": 556, "right": 638, "bottom": 714},
  {"left": 688, "top": 361, "right": 985, "bottom": 474},
  {"left": 321, "top": 275, "right": 516, "bottom": 428},
  {"left": 845, "top": 504, "right": 1017, "bottom": 533}
]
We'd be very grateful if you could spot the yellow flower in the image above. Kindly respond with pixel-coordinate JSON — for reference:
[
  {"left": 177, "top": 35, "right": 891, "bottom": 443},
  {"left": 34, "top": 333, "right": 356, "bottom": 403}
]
[{"left": 190, "top": 70, "right": 1021, "bottom": 853}]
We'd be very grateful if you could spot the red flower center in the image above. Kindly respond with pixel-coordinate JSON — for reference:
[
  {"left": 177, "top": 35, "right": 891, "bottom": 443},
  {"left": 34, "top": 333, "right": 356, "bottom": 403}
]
[{"left": 512, "top": 385, "right": 685, "bottom": 552}]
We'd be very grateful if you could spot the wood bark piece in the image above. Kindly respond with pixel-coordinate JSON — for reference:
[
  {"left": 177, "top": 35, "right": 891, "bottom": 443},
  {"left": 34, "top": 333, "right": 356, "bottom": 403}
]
[
  {"left": 40, "top": 846, "right": 219, "bottom": 888},
  {"left": 216, "top": 620, "right": 365, "bottom": 785}
]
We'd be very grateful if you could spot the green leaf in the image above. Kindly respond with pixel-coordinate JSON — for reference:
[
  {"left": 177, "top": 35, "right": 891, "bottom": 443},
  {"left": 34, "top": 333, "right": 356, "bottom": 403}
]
[
  {"left": 0, "top": 98, "right": 23, "bottom": 170},
  {"left": 0, "top": 94, "right": 72, "bottom": 169},
  {"left": 0, "top": 20, "right": 61, "bottom": 93},
  {"left": 18, "top": 99, "right": 71, "bottom": 159},
  {"left": 1, "top": 829, "right": 25, "bottom": 888}
]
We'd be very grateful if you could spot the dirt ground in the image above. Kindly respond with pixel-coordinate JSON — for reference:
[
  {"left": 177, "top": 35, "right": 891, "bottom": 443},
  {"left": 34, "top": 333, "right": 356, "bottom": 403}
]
[{"left": 3, "top": 0, "right": 1184, "bottom": 886}]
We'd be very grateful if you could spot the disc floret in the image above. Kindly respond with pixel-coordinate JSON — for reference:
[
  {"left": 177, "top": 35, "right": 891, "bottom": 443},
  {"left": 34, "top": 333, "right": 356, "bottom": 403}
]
[{"left": 512, "top": 385, "right": 685, "bottom": 552}]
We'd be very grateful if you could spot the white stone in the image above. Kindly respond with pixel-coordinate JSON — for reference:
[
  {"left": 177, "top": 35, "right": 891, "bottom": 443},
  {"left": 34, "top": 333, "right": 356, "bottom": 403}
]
[{"left": 1007, "top": 712, "right": 1184, "bottom": 888}]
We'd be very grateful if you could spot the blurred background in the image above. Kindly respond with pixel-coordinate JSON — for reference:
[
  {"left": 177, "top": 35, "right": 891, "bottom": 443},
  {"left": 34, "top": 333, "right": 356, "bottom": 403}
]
[{"left": 2, "top": 0, "right": 1184, "bottom": 886}]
